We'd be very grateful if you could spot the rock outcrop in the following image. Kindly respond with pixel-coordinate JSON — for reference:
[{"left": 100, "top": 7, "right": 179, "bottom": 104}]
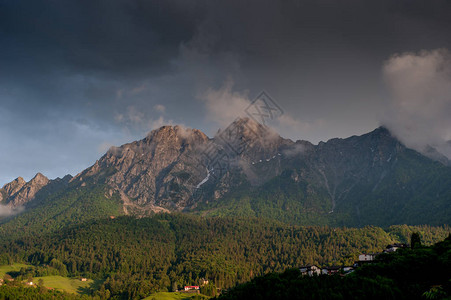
[
  {"left": 0, "top": 173, "right": 49, "bottom": 207},
  {"left": 4, "top": 118, "right": 451, "bottom": 226}
]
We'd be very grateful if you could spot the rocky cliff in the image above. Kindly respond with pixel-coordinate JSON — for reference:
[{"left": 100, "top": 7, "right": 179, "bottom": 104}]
[
  {"left": 0, "top": 173, "right": 72, "bottom": 209},
  {"left": 3, "top": 118, "right": 451, "bottom": 226},
  {"left": 0, "top": 173, "right": 49, "bottom": 207}
]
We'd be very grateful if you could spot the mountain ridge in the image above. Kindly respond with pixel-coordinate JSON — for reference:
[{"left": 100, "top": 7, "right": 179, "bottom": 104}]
[{"left": 1, "top": 118, "right": 451, "bottom": 227}]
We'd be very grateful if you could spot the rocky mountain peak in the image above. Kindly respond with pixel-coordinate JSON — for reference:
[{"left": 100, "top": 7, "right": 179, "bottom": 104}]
[
  {"left": 371, "top": 126, "right": 391, "bottom": 135},
  {"left": 2, "top": 177, "right": 26, "bottom": 196},
  {"left": 3, "top": 120, "right": 451, "bottom": 226},
  {"left": 30, "top": 173, "right": 49, "bottom": 185},
  {"left": 230, "top": 116, "right": 260, "bottom": 128},
  {"left": 16, "top": 176, "right": 26, "bottom": 185},
  {"left": 222, "top": 117, "right": 267, "bottom": 138},
  {"left": 146, "top": 125, "right": 209, "bottom": 145},
  {"left": 214, "top": 117, "right": 286, "bottom": 152},
  {"left": 49, "top": 120, "right": 451, "bottom": 221},
  {"left": 0, "top": 173, "right": 51, "bottom": 207},
  {"left": 71, "top": 124, "right": 212, "bottom": 213}
]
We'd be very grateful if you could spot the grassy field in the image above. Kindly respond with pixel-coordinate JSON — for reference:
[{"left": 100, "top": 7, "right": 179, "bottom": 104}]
[
  {"left": 1, "top": 265, "right": 206, "bottom": 299},
  {"left": 33, "top": 275, "right": 93, "bottom": 294},
  {"left": 0, "top": 263, "right": 28, "bottom": 277},
  {"left": 144, "top": 291, "right": 210, "bottom": 300}
]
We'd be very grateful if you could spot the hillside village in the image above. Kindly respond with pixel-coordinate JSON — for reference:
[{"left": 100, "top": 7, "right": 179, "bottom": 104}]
[
  {"left": 181, "top": 242, "right": 411, "bottom": 295},
  {"left": 299, "top": 243, "right": 408, "bottom": 276}
]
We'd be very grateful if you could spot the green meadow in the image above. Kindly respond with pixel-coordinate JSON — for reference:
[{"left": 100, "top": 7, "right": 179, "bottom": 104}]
[
  {"left": 144, "top": 291, "right": 210, "bottom": 300},
  {"left": 33, "top": 275, "right": 93, "bottom": 294},
  {"left": 0, "top": 263, "right": 28, "bottom": 277}
]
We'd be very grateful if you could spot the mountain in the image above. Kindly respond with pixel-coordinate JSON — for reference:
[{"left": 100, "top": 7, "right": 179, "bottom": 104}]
[
  {"left": 1, "top": 213, "right": 449, "bottom": 298},
  {"left": 69, "top": 118, "right": 293, "bottom": 215},
  {"left": 0, "top": 173, "right": 49, "bottom": 207},
  {"left": 0, "top": 119, "right": 451, "bottom": 298},
  {"left": 0, "top": 173, "right": 75, "bottom": 209},
  {"left": 2, "top": 117, "right": 451, "bottom": 228},
  {"left": 421, "top": 144, "right": 450, "bottom": 166},
  {"left": 195, "top": 124, "right": 451, "bottom": 226}
]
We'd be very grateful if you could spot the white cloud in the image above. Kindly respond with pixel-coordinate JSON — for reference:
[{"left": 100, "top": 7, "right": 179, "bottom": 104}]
[
  {"left": 199, "top": 81, "right": 327, "bottom": 141},
  {"left": 148, "top": 116, "right": 175, "bottom": 130},
  {"left": 0, "top": 204, "right": 24, "bottom": 217},
  {"left": 272, "top": 114, "right": 326, "bottom": 142},
  {"left": 198, "top": 79, "right": 250, "bottom": 127},
  {"left": 382, "top": 49, "right": 451, "bottom": 158},
  {"left": 154, "top": 104, "right": 166, "bottom": 113},
  {"left": 114, "top": 106, "right": 175, "bottom": 131}
]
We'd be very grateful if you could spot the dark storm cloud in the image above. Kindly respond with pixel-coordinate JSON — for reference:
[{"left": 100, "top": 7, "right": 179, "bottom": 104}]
[
  {"left": 184, "top": 0, "right": 451, "bottom": 141},
  {"left": 1, "top": 0, "right": 451, "bottom": 185},
  {"left": 0, "top": 0, "right": 200, "bottom": 75}
]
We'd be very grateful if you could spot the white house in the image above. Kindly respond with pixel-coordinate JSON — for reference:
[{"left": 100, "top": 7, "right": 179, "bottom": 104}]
[
  {"left": 300, "top": 265, "right": 321, "bottom": 276},
  {"left": 358, "top": 254, "right": 376, "bottom": 261},
  {"left": 385, "top": 243, "right": 407, "bottom": 253}
]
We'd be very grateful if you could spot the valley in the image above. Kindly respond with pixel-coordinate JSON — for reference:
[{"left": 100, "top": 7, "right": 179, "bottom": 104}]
[{"left": 1, "top": 121, "right": 451, "bottom": 299}]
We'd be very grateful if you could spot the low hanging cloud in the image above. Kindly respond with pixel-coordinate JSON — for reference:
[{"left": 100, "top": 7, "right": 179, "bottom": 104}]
[
  {"left": 199, "top": 81, "right": 326, "bottom": 142},
  {"left": 114, "top": 105, "right": 176, "bottom": 135},
  {"left": 199, "top": 80, "right": 250, "bottom": 127},
  {"left": 0, "top": 204, "right": 24, "bottom": 217},
  {"left": 382, "top": 49, "right": 451, "bottom": 159}
]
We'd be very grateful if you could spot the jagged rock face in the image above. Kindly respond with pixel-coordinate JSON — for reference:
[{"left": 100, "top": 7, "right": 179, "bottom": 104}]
[
  {"left": 315, "top": 128, "right": 402, "bottom": 184},
  {"left": 2, "top": 177, "right": 26, "bottom": 197},
  {"left": 303, "top": 127, "right": 404, "bottom": 213},
  {"left": 68, "top": 118, "right": 451, "bottom": 222},
  {"left": 0, "top": 173, "right": 50, "bottom": 207},
  {"left": 12, "top": 173, "right": 50, "bottom": 206},
  {"left": 159, "top": 118, "right": 296, "bottom": 205},
  {"left": 73, "top": 125, "right": 211, "bottom": 212},
  {"left": 211, "top": 117, "right": 295, "bottom": 186},
  {"left": 72, "top": 118, "right": 297, "bottom": 213},
  {"left": 2, "top": 118, "right": 450, "bottom": 225}
]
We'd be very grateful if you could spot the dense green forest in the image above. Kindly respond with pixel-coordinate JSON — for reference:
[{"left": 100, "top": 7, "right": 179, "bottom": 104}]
[
  {"left": 0, "top": 184, "right": 124, "bottom": 240},
  {"left": 0, "top": 284, "right": 84, "bottom": 300},
  {"left": 0, "top": 214, "right": 449, "bottom": 299},
  {"left": 192, "top": 148, "right": 451, "bottom": 227},
  {"left": 216, "top": 234, "right": 451, "bottom": 300}
]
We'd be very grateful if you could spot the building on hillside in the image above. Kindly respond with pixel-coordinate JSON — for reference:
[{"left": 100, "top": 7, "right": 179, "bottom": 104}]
[
  {"left": 322, "top": 266, "right": 341, "bottom": 275},
  {"left": 384, "top": 243, "right": 408, "bottom": 253},
  {"left": 81, "top": 278, "right": 87, "bottom": 282},
  {"left": 354, "top": 253, "right": 378, "bottom": 267},
  {"left": 342, "top": 266, "right": 354, "bottom": 274},
  {"left": 358, "top": 253, "right": 377, "bottom": 261},
  {"left": 299, "top": 265, "right": 321, "bottom": 276},
  {"left": 184, "top": 286, "right": 200, "bottom": 291}
]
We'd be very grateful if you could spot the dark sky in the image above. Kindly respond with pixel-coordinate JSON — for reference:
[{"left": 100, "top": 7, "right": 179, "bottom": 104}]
[{"left": 1, "top": 0, "right": 451, "bottom": 185}]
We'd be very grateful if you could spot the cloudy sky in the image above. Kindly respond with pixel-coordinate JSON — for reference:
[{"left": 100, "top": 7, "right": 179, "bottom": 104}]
[{"left": 1, "top": 0, "right": 451, "bottom": 185}]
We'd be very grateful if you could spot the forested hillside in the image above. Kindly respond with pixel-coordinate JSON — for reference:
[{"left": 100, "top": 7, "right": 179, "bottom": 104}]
[
  {"left": 0, "top": 184, "right": 123, "bottom": 240},
  {"left": 4, "top": 122, "right": 451, "bottom": 228},
  {"left": 0, "top": 123, "right": 450, "bottom": 299},
  {"left": 193, "top": 138, "right": 451, "bottom": 227},
  {"left": 0, "top": 214, "right": 449, "bottom": 299},
  {"left": 217, "top": 234, "right": 451, "bottom": 300}
]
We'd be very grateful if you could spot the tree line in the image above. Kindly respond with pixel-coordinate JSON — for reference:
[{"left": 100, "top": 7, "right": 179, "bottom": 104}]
[
  {"left": 216, "top": 234, "right": 451, "bottom": 299},
  {"left": 0, "top": 214, "right": 449, "bottom": 299}
]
